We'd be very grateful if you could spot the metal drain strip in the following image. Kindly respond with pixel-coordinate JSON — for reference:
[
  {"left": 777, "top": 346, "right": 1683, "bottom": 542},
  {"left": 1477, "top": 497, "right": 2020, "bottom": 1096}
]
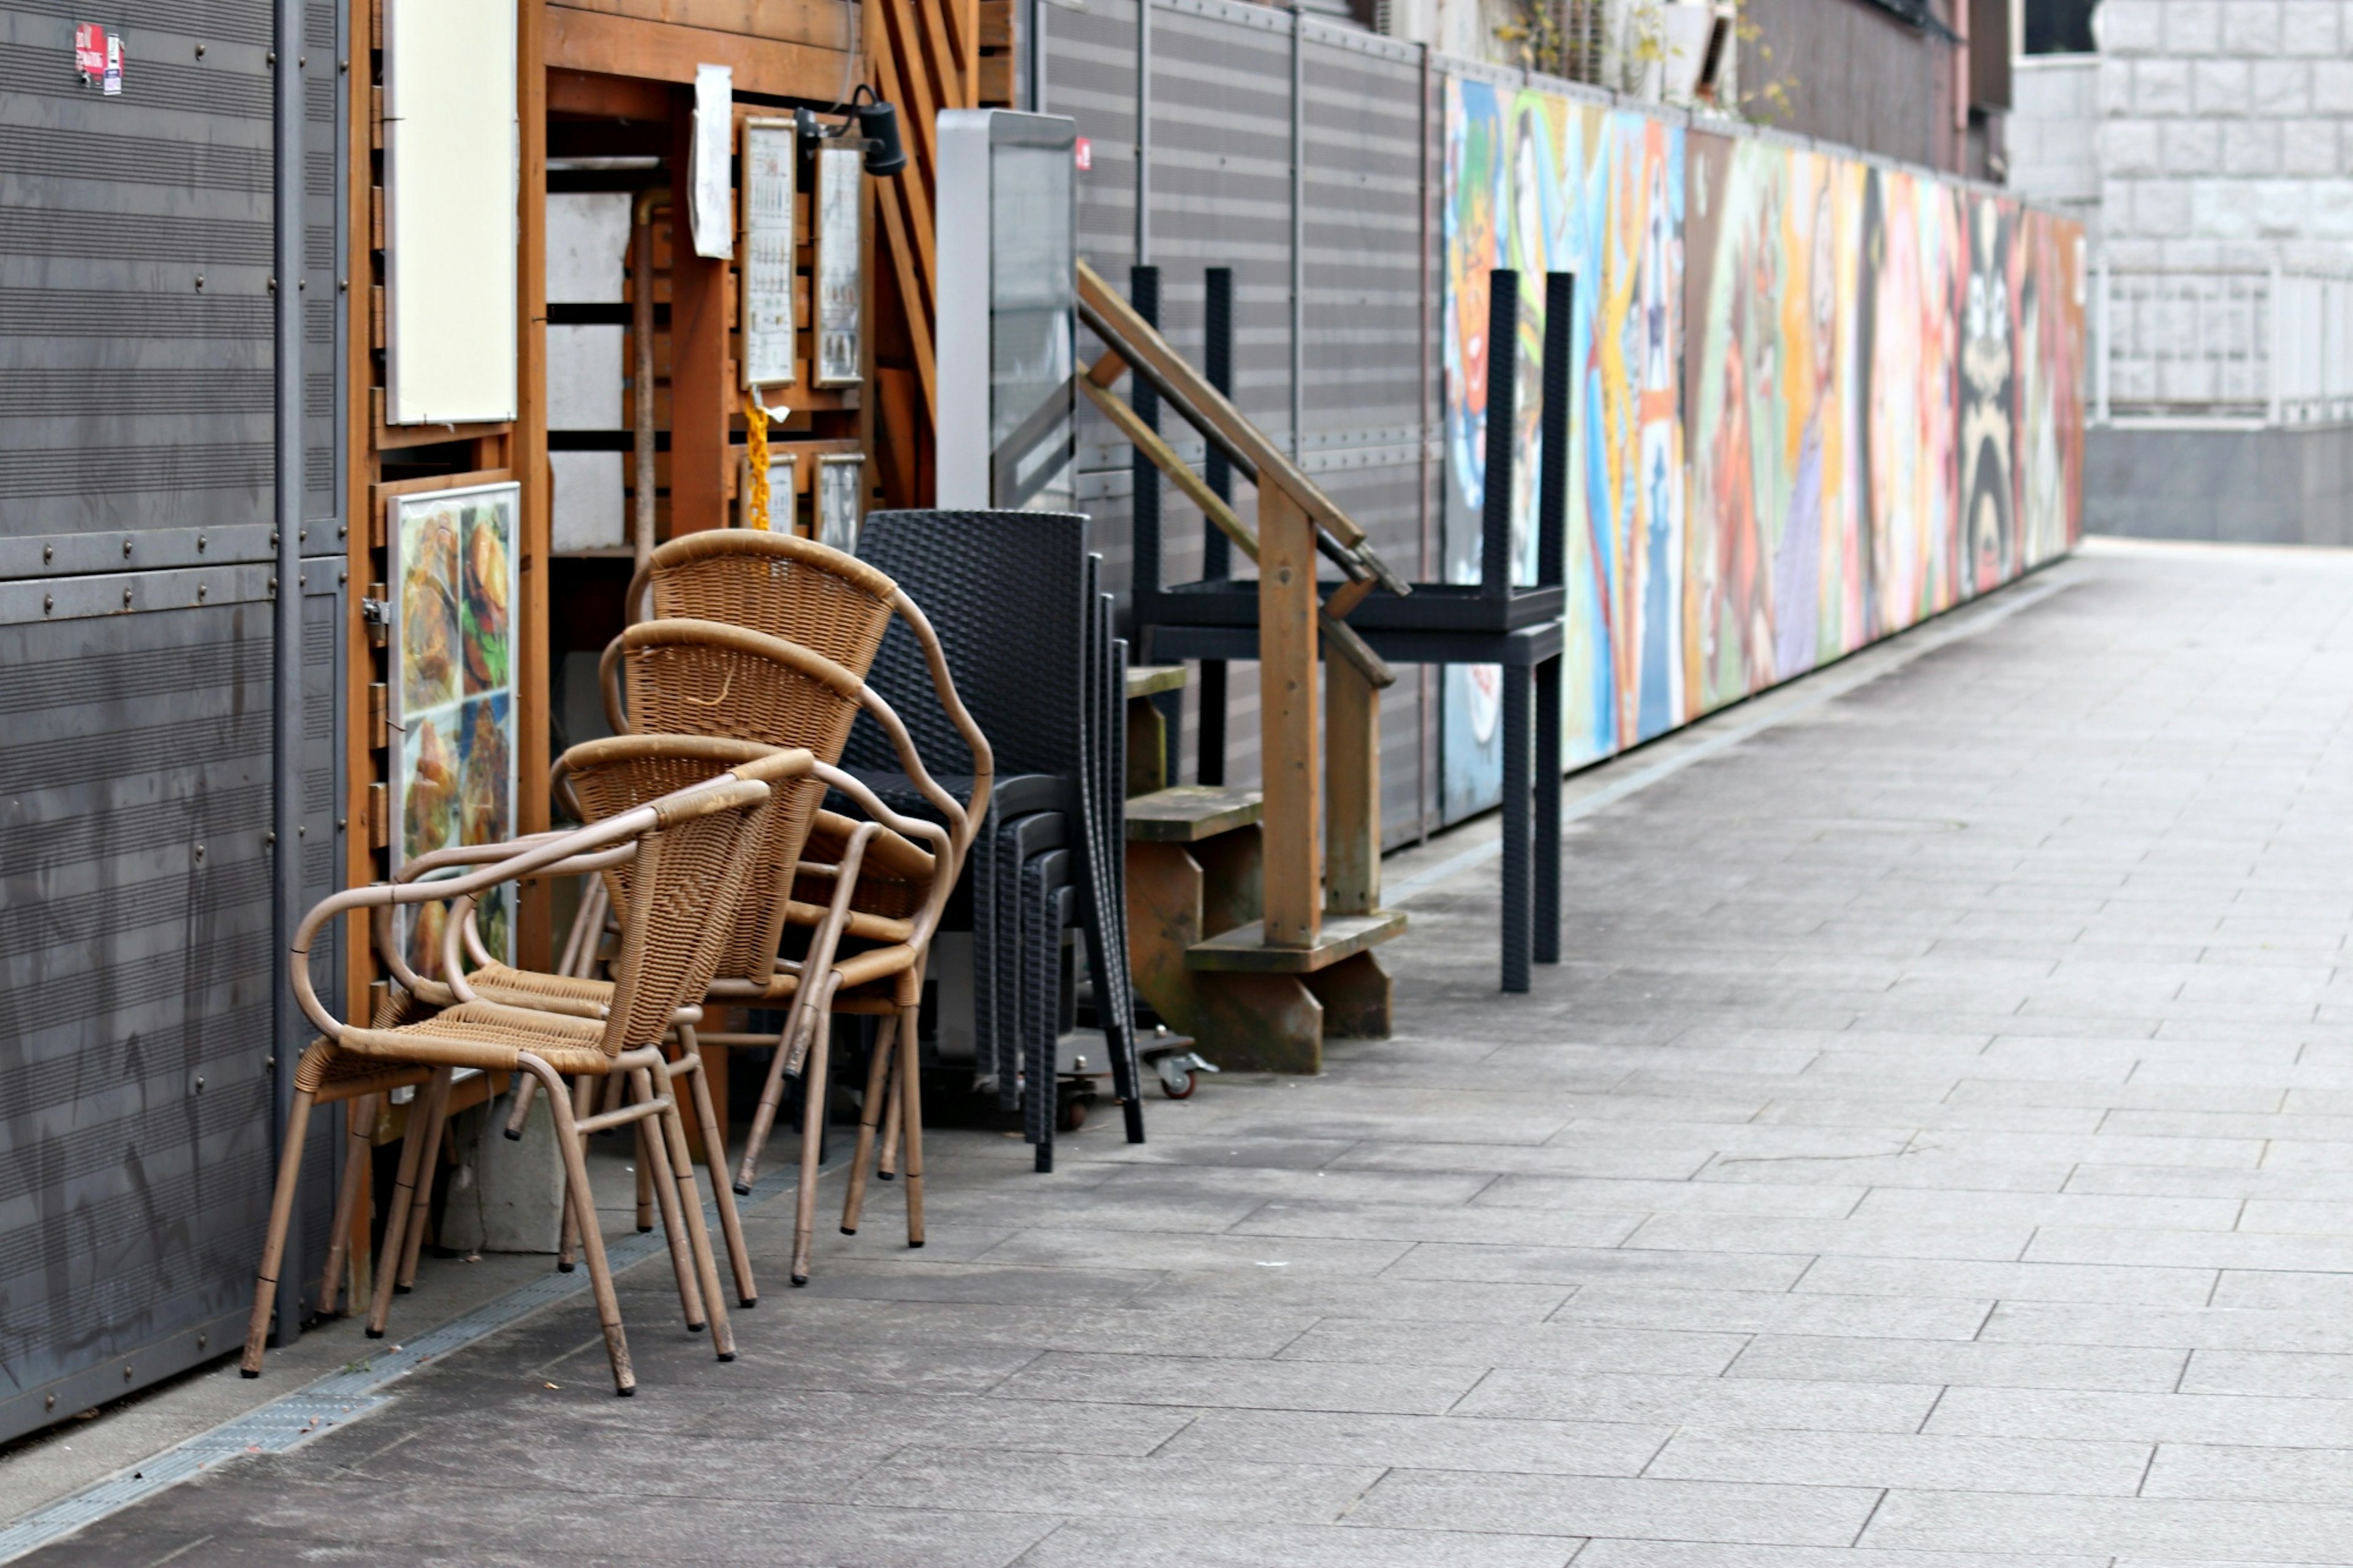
[{"left": 0, "top": 1158, "right": 814, "bottom": 1563}]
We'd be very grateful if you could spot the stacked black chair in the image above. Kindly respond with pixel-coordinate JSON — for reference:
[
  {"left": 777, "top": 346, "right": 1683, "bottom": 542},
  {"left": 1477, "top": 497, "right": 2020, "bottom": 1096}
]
[{"left": 849, "top": 510, "right": 1145, "bottom": 1171}]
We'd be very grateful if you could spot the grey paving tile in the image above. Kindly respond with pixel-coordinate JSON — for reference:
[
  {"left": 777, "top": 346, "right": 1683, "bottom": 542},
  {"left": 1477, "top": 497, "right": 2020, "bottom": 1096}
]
[
  {"left": 1792, "top": 1255, "right": 2219, "bottom": 1306},
  {"left": 1727, "top": 1334, "right": 2186, "bottom": 1392},
  {"left": 2025, "top": 1224, "right": 2353, "bottom": 1273},
  {"left": 1452, "top": 1369, "right": 1941, "bottom": 1432},
  {"left": 1623, "top": 1213, "right": 2036, "bottom": 1262},
  {"left": 845, "top": 1447, "right": 1379, "bottom": 1524},
  {"left": 1348, "top": 1468, "right": 1880, "bottom": 1546},
  {"left": 1272, "top": 1320, "right": 1746, "bottom": 1376},
  {"left": 1471, "top": 1173, "right": 1866, "bottom": 1217},
  {"left": 1980, "top": 1300, "right": 2353, "bottom": 1355},
  {"left": 2143, "top": 1441, "right": 2353, "bottom": 1505},
  {"left": 969, "top": 1227, "right": 1412, "bottom": 1276},
  {"left": 1151, "top": 1407, "right": 1668, "bottom": 1477},
  {"left": 1860, "top": 1488, "right": 2353, "bottom": 1559},
  {"left": 1548, "top": 1285, "right": 1991, "bottom": 1340},
  {"left": 1926, "top": 1385, "right": 2353, "bottom": 1446},
  {"left": 993, "top": 1352, "right": 1483, "bottom": 1415},
  {"left": 1127, "top": 1268, "right": 1571, "bottom": 1323},
  {"left": 1008, "top": 1520, "right": 1583, "bottom": 1568},
  {"left": 1644, "top": 1428, "right": 2153, "bottom": 1495},
  {"left": 1230, "top": 1199, "right": 1643, "bottom": 1248},
  {"left": 2180, "top": 1347, "right": 2353, "bottom": 1399},
  {"left": 1575, "top": 1545, "right": 2105, "bottom": 1568},
  {"left": 1384, "top": 1242, "right": 1813, "bottom": 1292}
]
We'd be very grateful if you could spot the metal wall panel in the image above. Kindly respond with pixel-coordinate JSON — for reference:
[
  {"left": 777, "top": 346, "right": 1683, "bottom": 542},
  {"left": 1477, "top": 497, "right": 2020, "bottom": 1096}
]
[
  {"left": 0, "top": 0, "right": 346, "bottom": 1441},
  {"left": 0, "top": 572, "right": 343, "bottom": 1444},
  {"left": 1049, "top": 0, "right": 1447, "bottom": 839}
]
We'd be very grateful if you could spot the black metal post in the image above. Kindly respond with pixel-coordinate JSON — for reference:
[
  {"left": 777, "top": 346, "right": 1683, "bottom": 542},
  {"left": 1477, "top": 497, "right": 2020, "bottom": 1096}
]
[
  {"left": 1197, "top": 266, "right": 1234, "bottom": 786},
  {"left": 270, "top": 0, "right": 308, "bottom": 1347},
  {"left": 1502, "top": 662, "right": 1531, "bottom": 993},
  {"left": 1534, "top": 271, "right": 1571, "bottom": 966},
  {"left": 1481, "top": 269, "right": 1518, "bottom": 599},
  {"left": 1131, "top": 265, "right": 1162, "bottom": 597}
]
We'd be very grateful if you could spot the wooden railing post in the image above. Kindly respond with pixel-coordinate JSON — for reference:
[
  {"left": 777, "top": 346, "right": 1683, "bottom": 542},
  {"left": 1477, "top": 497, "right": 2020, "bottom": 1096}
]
[
  {"left": 1326, "top": 651, "right": 1379, "bottom": 917},
  {"left": 1259, "top": 485, "right": 1322, "bottom": 949}
]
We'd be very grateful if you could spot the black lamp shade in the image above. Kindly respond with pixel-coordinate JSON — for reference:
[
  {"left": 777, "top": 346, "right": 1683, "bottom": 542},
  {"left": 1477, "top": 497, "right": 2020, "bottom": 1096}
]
[{"left": 855, "top": 100, "right": 907, "bottom": 176}]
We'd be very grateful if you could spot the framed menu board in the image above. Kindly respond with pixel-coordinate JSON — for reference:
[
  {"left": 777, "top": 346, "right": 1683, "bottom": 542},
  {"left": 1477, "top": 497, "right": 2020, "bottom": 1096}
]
[
  {"left": 740, "top": 117, "right": 797, "bottom": 388},
  {"left": 814, "top": 143, "right": 863, "bottom": 387},
  {"left": 388, "top": 480, "right": 520, "bottom": 977}
]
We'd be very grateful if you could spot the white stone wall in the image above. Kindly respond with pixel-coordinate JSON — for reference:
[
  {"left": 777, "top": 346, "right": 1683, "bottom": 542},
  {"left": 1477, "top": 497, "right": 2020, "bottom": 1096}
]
[
  {"left": 2008, "top": 55, "right": 2102, "bottom": 232},
  {"left": 2094, "top": 0, "right": 2353, "bottom": 270}
]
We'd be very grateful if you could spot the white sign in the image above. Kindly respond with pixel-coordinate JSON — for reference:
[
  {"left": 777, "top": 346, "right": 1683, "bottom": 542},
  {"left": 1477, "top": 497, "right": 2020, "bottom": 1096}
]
[
  {"left": 689, "top": 64, "right": 733, "bottom": 260},
  {"left": 740, "top": 118, "right": 795, "bottom": 387}
]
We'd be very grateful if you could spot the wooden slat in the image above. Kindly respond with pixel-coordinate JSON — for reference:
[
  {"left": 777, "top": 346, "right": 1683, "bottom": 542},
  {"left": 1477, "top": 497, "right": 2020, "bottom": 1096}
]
[
  {"left": 551, "top": 0, "right": 851, "bottom": 50},
  {"left": 1258, "top": 485, "right": 1322, "bottom": 950},
  {"left": 545, "top": 7, "right": 849, "bottom": 98}
]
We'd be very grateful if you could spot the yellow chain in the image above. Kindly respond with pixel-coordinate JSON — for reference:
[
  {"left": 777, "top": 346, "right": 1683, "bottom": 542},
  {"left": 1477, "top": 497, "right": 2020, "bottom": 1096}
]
[{"left": 741, "top": 390, "right": 773, "bottom": 531}]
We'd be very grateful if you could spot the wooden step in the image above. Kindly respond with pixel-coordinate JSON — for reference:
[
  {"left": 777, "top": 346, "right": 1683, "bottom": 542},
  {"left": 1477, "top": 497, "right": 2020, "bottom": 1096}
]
[
  {"left": 1125, "top": 663, "right": 1186, "bottom": 699},
  {"left": 1184, "top": 909, "right": 1406, "bottom": 974},
  {"left": 1125, "top": 784, "right": 1264, "bottom": 843}
]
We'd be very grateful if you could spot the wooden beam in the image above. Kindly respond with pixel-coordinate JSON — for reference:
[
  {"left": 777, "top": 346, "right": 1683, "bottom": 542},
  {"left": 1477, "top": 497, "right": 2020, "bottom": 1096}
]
[
  {"left": 546, "top": 67, "right": 673, "bottom": 121},
  {"left": 1325, "top": 654, "right": 1379, "bottom": 917},
  {"left": 669, "top": 97, "right": 730, "bottom": 536},
  {"left": 546, "top": 7, "right": 850, "bottom": 99},
  {"left": 518, "top": 0, "right": 553, "bottom": 968},
  {"left": 551, "top": 0, "right": 851, "bottom": 51},
  {"left": 1258, "top": 485, "right": 1322, "bottom": 950}
]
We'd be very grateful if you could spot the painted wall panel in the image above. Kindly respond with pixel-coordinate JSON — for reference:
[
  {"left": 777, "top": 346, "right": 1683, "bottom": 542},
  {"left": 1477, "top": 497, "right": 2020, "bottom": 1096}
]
[{"left": 1444, "top": 81, "right": 2084, "bottom": 817}]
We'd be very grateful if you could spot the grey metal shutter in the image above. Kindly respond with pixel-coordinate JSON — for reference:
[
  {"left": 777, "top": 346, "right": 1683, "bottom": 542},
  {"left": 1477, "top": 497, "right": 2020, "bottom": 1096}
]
[{"left": 0, "top": 0, "right": 347, "bottom": 1441}]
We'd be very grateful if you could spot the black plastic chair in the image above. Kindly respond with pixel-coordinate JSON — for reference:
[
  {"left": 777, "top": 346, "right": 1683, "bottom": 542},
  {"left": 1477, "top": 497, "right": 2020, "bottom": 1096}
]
[{"left": 850, "top": 510, "right": 1145, "bottom": 1168}]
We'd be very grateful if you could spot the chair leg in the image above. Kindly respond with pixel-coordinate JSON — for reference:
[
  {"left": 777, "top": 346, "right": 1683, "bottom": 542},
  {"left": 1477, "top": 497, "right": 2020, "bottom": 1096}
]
[
  {"left": 556, "top": 1074, "right": 593, "bottom": 1272},
  {"left": 317, "top": 1094, "right": 374, "bottom": 1316},
  {"left": 528, "top": 1055, "right": 634, "bottom": 1396},
  {"left": 240, "top": 1089, "right": 317, "bottom": 1376},
  {"left": 366, "top": 1067, "right": 447, "bottom": 1338},
  {"left": 735, "top": 993, "right": 814, "bottom": 1194},
  {"left": 841, "top": 1018, "right": 895, "bottom": 1236},
  {"left": 395, "top": 1068, "right": 455, "bottom": 1292},
  {"left": 644, "top": 1060, "right": 734, "bottom": 1359},
  {"left": 626, "top": 1064, "right": 706, "bottom": 1335},
  {"left": 790, "top": 994, "right": 837, "bottom": 1286},
  {"left": 675, "top": 1042, "right": 757, "bottom": 1308},
  {"left": 896, "top": 1003, "right": 926, "bottom": 1249},
  {"left": 633, "top": 1122, "right": 657, "bottom": 1233},
  {"left": 878, "top": 1069, "right": 903, "bottom": 1181}
]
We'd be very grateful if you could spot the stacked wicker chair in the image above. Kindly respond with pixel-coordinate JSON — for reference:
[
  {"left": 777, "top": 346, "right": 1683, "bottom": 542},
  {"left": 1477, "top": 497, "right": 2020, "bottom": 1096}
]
[{"left": 244, "top": 770, "right": 778, "bottom": 1396}]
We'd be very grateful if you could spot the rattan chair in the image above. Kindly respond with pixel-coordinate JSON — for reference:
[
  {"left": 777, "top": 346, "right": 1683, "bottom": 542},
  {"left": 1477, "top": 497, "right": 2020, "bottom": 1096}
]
[
  {"left": 626, "top": 530, "right": 898, "bottom": 678},
  {"left": 596, "top": 618, "right": 981, "bottom": 1282},
  {"left": 243, "top": 774, "right": 774, "bottom": 1395}
]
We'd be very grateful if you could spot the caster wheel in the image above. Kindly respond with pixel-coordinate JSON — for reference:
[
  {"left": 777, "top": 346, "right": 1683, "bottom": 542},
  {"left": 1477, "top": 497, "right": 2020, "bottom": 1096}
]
[
  {"left": 1161, "top": 1070, "right": 1197, "bottom": 1100},
  {"left": 1058, "top": 1096, "right": 1088, "bottom": 1133}
]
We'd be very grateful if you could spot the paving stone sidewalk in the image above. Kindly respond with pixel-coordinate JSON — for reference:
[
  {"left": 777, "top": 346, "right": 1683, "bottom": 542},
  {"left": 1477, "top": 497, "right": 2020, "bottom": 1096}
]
[{"left": 34, "top": 539, "right": 2353, "bottom": 1566}]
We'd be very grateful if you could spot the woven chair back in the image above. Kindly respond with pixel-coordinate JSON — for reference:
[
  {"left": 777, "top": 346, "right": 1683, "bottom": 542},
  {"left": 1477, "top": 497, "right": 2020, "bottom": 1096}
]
[
  {"left": 610, "top": 619, "right": 868, "bottom": 760},
  {"left": 559, "top": 736, "right": 819, "bottom": 985},
  {"left": 632, "top": 531, "right": 899, "bottom": 680},
  {"left": 601, "top": 778, "right": 770, "bottom": 1051}
]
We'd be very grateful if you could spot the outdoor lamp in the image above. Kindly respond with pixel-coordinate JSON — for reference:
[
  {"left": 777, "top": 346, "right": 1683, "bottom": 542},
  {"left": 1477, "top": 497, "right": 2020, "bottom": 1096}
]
[
  {"left": 797, "top": 87, "right": 906, "bottom": 178},
  {"left": 854, "top": 98, "right": 906, "bottom": 176}
]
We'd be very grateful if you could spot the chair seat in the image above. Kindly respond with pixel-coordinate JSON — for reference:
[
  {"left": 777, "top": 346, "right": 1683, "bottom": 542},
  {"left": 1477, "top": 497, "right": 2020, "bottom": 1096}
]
[
  {"left": 464, "top": 961, "right": 613, "bottom": 1017},
  {"left": 292, "top": 1039, "right": 437, "bottom": 1102},
  {"left": 338, "top": 1001, "right": 618, "bottom": 1078}
]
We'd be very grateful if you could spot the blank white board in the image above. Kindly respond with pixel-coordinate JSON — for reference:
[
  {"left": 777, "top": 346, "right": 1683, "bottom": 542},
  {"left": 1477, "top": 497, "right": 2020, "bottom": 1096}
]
[{"left": 384, "top": 0, "right": 518, "bottom": 424}]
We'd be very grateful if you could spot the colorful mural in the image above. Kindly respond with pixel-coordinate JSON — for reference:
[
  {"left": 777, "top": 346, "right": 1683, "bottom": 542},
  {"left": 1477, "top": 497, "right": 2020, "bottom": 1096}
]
[{"left": 1442, "top": 83, "right": 2083, "bottom": 817}]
